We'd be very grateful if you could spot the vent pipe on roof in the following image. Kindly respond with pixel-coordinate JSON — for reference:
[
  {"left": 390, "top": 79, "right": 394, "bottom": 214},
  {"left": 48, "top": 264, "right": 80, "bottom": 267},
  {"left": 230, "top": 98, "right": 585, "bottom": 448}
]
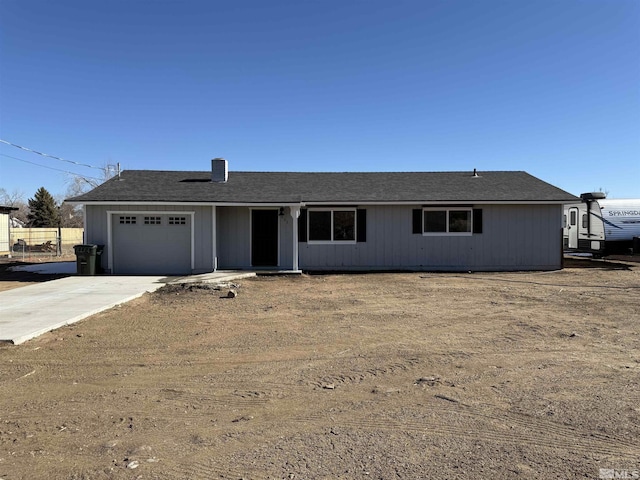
[
  {"left": 212, "top": 158, "right": 228, "bottom": 183},
  {"left": 472, "top": 168, "right": 479, "bottom": 177}
]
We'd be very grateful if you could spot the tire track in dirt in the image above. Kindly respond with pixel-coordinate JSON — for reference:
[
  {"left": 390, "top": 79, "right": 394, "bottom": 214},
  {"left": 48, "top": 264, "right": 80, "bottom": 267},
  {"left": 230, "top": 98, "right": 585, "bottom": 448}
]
[
  {"left": 161, "top": 462, "right": 251, "bottom": 480},
  {"left": 155, "top": 401, "right": 638, "bottom": 480},
  {"left": 292, "top": 399, "right": 638, "bottom": 458},
  {"left": 0, "top": 363, "right": 36, "bottom": 382},
  {"left": 159, "top": 388, "right": 272, "bottom": 408},
  {"left": 314, "top": 357, "right": 421, "bottom": 387}
]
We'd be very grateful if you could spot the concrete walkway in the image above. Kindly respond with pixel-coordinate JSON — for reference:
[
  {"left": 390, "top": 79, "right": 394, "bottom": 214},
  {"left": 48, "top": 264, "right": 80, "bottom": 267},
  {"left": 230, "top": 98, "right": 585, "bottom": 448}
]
[{"left": 0, "top": 270, "right": 260, "bottom": 345}]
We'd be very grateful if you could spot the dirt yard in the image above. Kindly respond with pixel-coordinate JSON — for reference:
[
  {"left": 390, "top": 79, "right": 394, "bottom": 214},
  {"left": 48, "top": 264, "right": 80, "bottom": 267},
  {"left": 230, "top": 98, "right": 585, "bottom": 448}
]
[{"left": 1, "top": 259, "right": 639, "bottom": 479}]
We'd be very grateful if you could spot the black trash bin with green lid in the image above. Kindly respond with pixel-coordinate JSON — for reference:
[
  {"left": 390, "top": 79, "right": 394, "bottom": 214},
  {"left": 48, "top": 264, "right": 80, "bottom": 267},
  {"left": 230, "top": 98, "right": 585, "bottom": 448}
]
[{"left": 74, "top": 244, "right": 98, "bottom": 275}]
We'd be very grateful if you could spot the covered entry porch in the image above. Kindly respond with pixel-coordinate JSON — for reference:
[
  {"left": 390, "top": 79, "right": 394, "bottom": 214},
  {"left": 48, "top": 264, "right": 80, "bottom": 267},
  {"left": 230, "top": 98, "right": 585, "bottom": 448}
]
[{"left": 214, "top": 205, "right": 302, "bottom": 272}]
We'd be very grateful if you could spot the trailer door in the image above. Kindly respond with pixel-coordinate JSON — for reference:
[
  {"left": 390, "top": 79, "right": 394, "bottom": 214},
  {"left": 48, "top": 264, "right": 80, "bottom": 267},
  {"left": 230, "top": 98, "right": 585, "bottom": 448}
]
[{"left": 568, "top": 207, "right": 579, "bottom": 249}]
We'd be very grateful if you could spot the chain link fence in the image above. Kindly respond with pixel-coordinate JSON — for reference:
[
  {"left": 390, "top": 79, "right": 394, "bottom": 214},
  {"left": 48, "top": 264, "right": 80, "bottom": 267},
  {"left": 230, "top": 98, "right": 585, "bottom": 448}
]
[{"left": 9, "top": 228, "right": 84, "bottom": 260}]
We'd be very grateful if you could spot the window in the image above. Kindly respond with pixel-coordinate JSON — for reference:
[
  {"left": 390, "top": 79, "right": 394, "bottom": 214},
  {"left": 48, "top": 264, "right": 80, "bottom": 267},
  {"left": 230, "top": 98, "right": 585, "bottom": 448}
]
[
  {"left": 582, "top": 214, "right": 588, "bottom": 229},
  {"left": 423, "top": 208, "right": 472, "bottom": 235},
  {"left": 570, "top": 210, "right": 577, "bottom": 226},
  {"left": 144, "top": 216, "right": 161, "bottom": 225},
  {"left": 169, "top": 216, "right": 186, "bottom": 225},
  {"left": 308, "top": 209, "right": 356, "bottom": 242},
  {"left": 119, "top": 216, "right": 136, "bottom": 224}
]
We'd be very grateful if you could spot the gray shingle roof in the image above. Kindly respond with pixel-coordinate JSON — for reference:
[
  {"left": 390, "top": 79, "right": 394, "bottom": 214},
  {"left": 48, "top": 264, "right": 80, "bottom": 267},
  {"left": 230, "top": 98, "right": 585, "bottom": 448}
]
[{"left": 67, "top": 170, "right": 577, "bottom": 204}]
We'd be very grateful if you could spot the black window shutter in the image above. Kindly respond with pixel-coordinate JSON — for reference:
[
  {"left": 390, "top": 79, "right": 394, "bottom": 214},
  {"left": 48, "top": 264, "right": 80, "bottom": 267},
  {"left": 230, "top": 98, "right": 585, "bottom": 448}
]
[
  {"left": 473, "top": 208, "right": 483, "bottom": 234},
  {"left": 298, "top": 208, "right": 307, "bottom": 242},
  {"left": 356, "top": 209, "right": 366, "bottom": 242},
  {"left": 412, "top": 209, "right": 422, "bottom": 234}
]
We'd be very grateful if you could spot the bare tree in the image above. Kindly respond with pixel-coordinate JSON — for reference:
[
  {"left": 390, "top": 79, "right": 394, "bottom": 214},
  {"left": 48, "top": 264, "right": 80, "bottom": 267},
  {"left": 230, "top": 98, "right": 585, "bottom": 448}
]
[
  {"left": 65, "top": 163, "right": 118, "bottom": 198},
  {"left": 62, "top": 163, "right": 118, "bottom": 226},
  {"left": 0, "top": 188, "right": 29, "bottom": 224},
  {"left": 55, "top": 194, "right": 84, "bottom": 228}
]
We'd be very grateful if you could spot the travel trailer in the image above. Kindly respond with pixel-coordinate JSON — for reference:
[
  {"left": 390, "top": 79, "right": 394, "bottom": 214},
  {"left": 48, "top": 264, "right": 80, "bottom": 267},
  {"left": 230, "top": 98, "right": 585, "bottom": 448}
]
[{"left": 563, "top": 193, "right": 640, "bottom": 255}]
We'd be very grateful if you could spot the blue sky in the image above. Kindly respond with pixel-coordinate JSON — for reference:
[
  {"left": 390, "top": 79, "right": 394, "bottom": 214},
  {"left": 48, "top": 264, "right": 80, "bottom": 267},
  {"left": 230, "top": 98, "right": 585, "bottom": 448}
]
[{"left": 1, "top": 0, "right": 638, "bottom": 200}]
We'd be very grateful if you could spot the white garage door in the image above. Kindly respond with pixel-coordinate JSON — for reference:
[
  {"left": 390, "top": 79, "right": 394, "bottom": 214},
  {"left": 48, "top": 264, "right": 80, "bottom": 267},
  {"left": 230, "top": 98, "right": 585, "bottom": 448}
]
[{"left": 112, "top": 213, "right": 191, "bottom": 275}]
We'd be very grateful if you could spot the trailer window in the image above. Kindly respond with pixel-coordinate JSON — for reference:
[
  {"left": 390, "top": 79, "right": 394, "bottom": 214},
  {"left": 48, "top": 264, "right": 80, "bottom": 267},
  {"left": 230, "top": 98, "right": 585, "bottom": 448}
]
[
  {"left": 570, "top": 211, "right": 577, "bottom": 226},
  {"left": 582, "top": 214, "right": 588, "bottom": 229}
]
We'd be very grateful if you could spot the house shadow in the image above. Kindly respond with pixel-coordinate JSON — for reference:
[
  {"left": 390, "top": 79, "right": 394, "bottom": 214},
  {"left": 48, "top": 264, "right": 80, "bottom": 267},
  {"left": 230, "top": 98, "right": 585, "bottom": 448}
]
[
  {"left": 563, "top": 256, "right": 634, "bottom": 270},
  {"left": 0, "top": 261, "right": 72, "bottom": 285}
]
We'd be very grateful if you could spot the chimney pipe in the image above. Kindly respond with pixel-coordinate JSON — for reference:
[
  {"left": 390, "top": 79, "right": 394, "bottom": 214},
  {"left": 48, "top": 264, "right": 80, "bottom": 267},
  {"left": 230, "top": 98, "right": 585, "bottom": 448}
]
[{"left": 211, "top": 158, "right": 228, "bottom": 183}]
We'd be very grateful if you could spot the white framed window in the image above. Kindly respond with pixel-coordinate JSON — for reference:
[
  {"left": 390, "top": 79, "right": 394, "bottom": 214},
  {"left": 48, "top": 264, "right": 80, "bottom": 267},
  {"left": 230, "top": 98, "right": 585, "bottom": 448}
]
[
  {"left": 144, "top": 216, "right": 162, "bottom": 225},
  {"left": 169, "top": 216, "right": 187, "bottom": 225},
  {"left": 119, "top": 216, "right": 137, "bottom": 225},
  {"left": 308, "top": 209, "right": 356, "bottom": 243},
  {"left": 569, "top": 210, "right": 577, "bottom": 226},
  {"left": 423, "top": 208, "right": 472, "bottom": 236}
]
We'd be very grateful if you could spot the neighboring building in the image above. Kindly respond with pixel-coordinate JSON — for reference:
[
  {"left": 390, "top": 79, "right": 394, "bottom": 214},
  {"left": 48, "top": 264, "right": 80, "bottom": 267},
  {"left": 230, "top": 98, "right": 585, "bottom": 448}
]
[
  {"left": 67, "top": 160, "right": 578, "bottom": 275},
  {"left": 0, "top": 206, "right": 19, "bottom": 256},
  {"left": 10, "top": 217, "right": 25, "bottom": 228}
]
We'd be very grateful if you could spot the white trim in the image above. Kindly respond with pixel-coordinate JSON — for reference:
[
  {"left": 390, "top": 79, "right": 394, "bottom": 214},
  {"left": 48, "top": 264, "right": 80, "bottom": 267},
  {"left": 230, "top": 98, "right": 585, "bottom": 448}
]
[
  {"left": 290, "top": 206, "right": 300, "bottom": 271},
  {"left": 307, "top": 208, "right": 357, "bottom": 244},
  {"left": 211, "top": 206, "right": 217, "bottom": 271},
  {"left": 82, "top": 205, "right": 87, "bottom": 243},
  {"left": 303, "top": 200, "right": 571, "bottom": 206},
  {"left": 249, "top": 207, "right": 280, "bottom": 267},
  {"left": 70, "top": 200, "right": 572, "bottom": 207},
  {"left": 71, "top": 201, "right": 306, "bottom": 207},
  {"left": 106, "top": 210, "right": 195, "bottom": 274}
]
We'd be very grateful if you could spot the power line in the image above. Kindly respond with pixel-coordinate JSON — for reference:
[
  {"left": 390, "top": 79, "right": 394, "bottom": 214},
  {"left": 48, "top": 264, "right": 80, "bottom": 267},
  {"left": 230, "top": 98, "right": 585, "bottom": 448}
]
[
  {"left": 0, "top": 139, "right": 103, "bottom": 170},
  {"left": 0, "top": 153, "right": 102, "bottom": 181}
]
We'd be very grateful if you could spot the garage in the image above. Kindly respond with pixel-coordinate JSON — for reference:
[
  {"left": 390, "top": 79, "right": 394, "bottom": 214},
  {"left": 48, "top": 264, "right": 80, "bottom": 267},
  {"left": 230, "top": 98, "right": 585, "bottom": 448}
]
[{"left": 110, "top": 212, "right": 192, "bottom": 275}]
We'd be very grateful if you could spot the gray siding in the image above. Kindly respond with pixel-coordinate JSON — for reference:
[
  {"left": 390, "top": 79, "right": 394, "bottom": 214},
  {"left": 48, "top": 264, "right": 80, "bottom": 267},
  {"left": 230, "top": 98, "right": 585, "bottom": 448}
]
[
  {"left": 86, "top": 203, "right": 563, "bottom": 274},
  {"left": 216, "top": 206, "right": 294, "bottom": 269},
  {"left": 299, "top": 205, "right": 562, "bottom": 271},
  {"left": 85, "top": 205, "right": 213, "bottom": 274},
  {"left": 216, "top": 206, "right": 250, "bottom": 269}
]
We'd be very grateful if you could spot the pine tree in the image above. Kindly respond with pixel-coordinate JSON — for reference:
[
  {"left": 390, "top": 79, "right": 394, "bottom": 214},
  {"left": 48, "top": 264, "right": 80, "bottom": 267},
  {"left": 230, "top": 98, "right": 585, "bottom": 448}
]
[{"left": 27, "top": 187, "right": 60, "bottom": 227}]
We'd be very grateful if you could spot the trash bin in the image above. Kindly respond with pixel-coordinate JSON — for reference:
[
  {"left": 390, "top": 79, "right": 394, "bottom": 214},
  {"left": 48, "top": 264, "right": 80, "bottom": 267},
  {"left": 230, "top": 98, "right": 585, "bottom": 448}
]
[{"left": 74, "top": 244, "right": 98, "bottom": 275}]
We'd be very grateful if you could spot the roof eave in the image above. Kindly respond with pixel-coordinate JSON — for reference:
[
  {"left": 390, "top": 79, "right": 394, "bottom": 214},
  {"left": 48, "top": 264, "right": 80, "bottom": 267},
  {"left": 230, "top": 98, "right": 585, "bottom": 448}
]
[{"left": 67, "top": 199, "right": 576, "bottom": 206}]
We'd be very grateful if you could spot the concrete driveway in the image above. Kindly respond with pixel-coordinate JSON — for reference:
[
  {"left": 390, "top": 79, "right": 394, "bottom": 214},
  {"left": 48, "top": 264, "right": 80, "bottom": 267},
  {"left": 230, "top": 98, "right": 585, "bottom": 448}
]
[
  {"left": 0, "top": 268, "right": 258, "bottom": 345},
  {"left": 0, "top": 276, "right": 166, "bottom": 345}
]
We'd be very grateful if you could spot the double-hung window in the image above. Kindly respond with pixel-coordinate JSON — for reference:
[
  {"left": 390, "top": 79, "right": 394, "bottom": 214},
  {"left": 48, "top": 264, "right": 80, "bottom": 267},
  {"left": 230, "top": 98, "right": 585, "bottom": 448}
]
[
  {"left": 308, "top": 209, "right": 356, "bottom": 243},
  {"left": 423, "top": 208, "right": 472, "bottom": 235}
]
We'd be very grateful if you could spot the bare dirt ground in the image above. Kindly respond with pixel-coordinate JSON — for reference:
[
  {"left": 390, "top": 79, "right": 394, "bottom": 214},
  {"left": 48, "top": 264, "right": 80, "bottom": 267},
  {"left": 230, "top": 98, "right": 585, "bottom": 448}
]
[{"left": 1, "top": 259, "right": 639, "bottom": 479}]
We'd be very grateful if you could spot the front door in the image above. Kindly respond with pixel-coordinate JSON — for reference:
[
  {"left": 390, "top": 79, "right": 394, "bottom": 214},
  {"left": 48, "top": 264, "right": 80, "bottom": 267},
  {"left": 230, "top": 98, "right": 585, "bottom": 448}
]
[
  {"left": 568, "top": 207, "right": 579, "bottom": 249},
  {"left": 251, "top": 209, "right": 279, "bottom": 267}
]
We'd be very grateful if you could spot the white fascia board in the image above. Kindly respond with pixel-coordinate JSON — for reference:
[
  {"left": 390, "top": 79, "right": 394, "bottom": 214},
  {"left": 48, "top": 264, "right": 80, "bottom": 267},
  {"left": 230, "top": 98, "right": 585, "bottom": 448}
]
[
  {"left": 67, "top": 201, "right": 216, "bottom": 206},
  {"left": 303, "top": 200, "right": 572, "bottom": 206},
  {"left": 69, "top": 201, "right": 306, "bottom": 207},
  {"left": 69, "top": 199, "right": 571, "bottom": 207}
]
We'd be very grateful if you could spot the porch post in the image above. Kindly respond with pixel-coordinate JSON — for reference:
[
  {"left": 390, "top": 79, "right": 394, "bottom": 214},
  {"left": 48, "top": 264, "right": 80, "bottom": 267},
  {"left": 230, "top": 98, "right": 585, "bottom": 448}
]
[
  {"left": 290, "top": 206, "right": 300, "bottom": 271},
  {"left": 212, "top": 205, "right": 217, "bottom": 271}
]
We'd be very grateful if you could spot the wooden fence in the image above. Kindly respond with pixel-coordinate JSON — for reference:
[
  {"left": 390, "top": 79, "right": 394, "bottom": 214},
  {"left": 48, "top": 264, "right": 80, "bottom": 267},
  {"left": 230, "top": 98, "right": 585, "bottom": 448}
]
[{"left": 9, "top": 228, "right": 84, "bottom": 259}]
